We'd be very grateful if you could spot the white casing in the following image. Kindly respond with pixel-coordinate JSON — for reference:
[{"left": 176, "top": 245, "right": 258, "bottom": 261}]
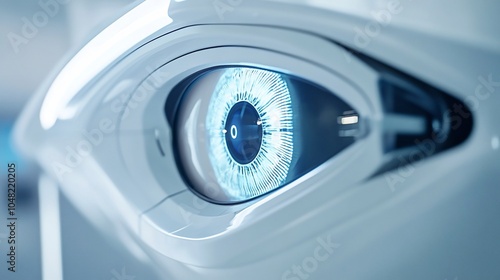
[{"left": 14, "top": 0, "right": 500, "bottom": 279}]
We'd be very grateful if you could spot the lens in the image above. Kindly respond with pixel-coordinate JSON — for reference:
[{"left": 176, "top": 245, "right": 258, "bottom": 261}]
[{"left": 224, "top": 101, "right": 263, "bottom": 164}]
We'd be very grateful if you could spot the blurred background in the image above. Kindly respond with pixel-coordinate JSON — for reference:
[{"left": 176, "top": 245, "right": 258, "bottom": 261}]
[{"left": 0, "top": 1, "right": 161, "bottom": 279}]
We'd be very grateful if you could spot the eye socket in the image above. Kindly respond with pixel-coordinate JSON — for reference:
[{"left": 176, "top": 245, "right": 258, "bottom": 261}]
[{"left": 173, "top": 67, "right": 360, "bottom": 204}]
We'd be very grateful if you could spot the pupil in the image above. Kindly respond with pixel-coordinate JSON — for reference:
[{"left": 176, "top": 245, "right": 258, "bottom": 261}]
[{"left": 225, "top": 101, "right": 262, "bottom": 164}]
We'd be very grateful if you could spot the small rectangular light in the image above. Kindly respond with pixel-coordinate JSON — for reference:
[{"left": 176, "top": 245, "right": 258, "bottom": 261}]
[{"left": 340, "top": 115, "right": 359, "bottom": 125}]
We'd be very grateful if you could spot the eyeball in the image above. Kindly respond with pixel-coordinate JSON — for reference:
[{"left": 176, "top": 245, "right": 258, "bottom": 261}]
[{"left": 174, "top": 67, "right": 360, "bottom": 204}]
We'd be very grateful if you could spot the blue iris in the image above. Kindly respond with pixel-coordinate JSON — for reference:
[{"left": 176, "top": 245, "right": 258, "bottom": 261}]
[{"left": 206, "top": 68, "right": 294, "bottom": 200}]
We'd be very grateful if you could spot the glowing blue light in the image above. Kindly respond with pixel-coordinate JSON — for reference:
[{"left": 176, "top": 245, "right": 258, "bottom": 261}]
[{"left": 206, "top": 68, "right": 294, "bottom": 200}]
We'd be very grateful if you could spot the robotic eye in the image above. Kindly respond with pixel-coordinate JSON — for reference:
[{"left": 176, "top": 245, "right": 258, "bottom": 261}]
[{"left": 174, "top": 67, "right": 362, "bottom": 204}]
